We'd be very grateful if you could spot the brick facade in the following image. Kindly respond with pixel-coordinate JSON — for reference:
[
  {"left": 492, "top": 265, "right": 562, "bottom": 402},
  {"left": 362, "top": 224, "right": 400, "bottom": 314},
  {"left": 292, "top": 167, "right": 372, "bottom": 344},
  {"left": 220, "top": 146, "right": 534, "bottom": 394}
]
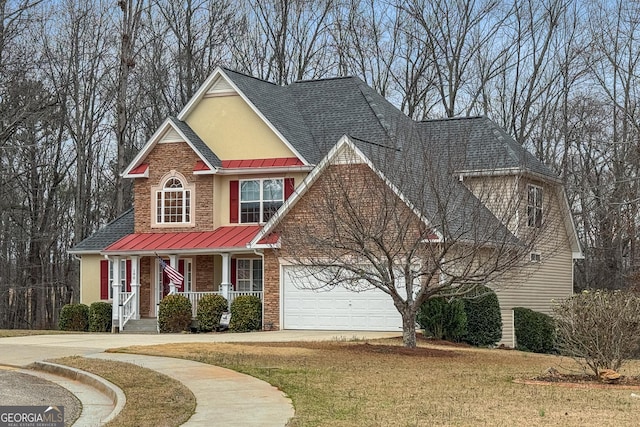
[
  {"left": 262, "top": 249, "right": 280, "bottom": 330},
  {"left": 134, "top": 141, "right": 214, "bottom": 233},
  {"left": 140, "top": 256, "right": 151, "bottom": 317},
  {"left": 195, "top": 255, "right": 216, "bottom": 291}
]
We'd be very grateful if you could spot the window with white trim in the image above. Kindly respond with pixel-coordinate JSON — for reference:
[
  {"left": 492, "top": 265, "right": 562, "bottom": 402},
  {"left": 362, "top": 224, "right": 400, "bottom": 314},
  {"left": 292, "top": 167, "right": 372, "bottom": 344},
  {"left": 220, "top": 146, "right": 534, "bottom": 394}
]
[
  {"left": 157, "top": 177, "right": 191, "bottom": 223},
  {"left": 240, "top": 178, "right": 283, "bottom": 223},
  {"left": 530, "top": 252, "right": 541, "bottom": 263},
  {"left": 236, "top": 258, "right": 263, "bottom": 291},
  {"left": 527, "top": 184, "right": 543, "bottom": 228},
  {"left": 109, "top": 259, "right": 128, "bottom": 299}
]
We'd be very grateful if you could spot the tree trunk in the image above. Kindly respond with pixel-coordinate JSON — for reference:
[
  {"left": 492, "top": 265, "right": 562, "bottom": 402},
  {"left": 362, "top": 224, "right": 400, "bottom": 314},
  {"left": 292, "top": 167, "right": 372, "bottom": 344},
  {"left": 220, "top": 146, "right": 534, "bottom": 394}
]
[{"left": 401, "top": 308, "right": 417, "bottom": 348}]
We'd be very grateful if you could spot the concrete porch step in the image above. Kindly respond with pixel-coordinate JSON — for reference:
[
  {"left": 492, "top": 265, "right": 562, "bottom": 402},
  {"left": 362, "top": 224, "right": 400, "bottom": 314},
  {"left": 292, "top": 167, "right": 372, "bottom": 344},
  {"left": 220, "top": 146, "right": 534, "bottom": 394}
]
[{"left": 120, "top": 318, "right": 158, "bottom": 334}]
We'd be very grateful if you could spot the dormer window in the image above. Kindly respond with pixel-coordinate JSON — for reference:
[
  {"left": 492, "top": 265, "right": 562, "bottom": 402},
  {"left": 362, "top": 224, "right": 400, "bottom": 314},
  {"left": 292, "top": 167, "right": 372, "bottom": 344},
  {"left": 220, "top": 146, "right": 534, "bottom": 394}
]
[
  {"left": 240, "top": 178, "right": 284, "bottom": 223},
  {"left": 152, "top": 172, "right": 194, "bottom": 226},
  {"left": 527, "top": 184, "right": 543, "bottom": 228}
]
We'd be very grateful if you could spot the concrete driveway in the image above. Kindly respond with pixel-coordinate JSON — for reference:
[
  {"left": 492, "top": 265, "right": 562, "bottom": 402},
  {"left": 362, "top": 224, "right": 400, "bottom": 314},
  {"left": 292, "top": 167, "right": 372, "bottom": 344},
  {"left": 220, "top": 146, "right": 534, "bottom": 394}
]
[
  {"left": 0, "top": 330, "right": 400, "bottom": 367},
  {"left": 0, "top": 330, "right": 400, "bottom": 426}
]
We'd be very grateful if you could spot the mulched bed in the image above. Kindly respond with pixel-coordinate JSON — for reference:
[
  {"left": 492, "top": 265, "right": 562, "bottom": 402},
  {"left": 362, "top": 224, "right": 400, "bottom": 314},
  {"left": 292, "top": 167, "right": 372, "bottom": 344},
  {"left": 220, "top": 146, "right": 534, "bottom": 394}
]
[{"left": 518, "top": 369, "right": 640, "bottom": 390}]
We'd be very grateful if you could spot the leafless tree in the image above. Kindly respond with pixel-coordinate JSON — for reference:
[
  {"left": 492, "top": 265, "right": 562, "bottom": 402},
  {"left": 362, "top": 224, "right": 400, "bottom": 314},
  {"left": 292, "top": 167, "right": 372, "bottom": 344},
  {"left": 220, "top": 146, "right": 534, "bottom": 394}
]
[{"left": 276, "top": 128, "right": 561, "bottom": 347}]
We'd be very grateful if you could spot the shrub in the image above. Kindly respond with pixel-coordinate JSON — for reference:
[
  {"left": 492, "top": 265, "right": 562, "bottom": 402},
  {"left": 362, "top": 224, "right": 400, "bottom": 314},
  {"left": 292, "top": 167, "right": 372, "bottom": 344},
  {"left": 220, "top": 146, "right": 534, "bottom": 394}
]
[
  {"left": 196, "top": 294, "right": 228, "bottom": 332},
  {"left": 158, "top": 294, "right": 193, "bottom": 333},
  {"left": 230, "top": 295, "right": 262, "bottom": 332},
  {"left": 461, "top": 285, "right": 502, "bottom": 347},
  {"left": 553, "top": 289, "right": 640, "bottom": 376},
  {"left": 417, "top": 297, "right": 467, "bottom": 341},
  {"left": 513, "top": 307, "right": 555, "bottom": 353},
  {"left": 88, "top": 302, "right": 112, "bottom": 332},
  {"left": 58, "top": 303, "right": 89, "bottom": 331}
]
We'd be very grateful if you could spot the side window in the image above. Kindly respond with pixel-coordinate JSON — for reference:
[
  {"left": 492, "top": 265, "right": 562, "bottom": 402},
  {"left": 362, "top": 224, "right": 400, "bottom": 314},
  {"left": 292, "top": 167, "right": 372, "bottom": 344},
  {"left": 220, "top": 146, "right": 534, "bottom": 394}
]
[{"left": 527, "top": 184, "right": 543, "bottom": 228}]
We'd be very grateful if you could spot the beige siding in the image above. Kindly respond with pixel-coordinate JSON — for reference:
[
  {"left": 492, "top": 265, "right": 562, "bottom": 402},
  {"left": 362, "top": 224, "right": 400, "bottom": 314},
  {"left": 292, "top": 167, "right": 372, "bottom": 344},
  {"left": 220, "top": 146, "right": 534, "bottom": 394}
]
[
  {"left": 185, "top": 95, "right": 296, "bottom": 160},
  {"left": 492, "top": 179, "right": 574, "bottom": 347},
  {"left": 79, "top": 254, "right": 103, "bottom": 305}
]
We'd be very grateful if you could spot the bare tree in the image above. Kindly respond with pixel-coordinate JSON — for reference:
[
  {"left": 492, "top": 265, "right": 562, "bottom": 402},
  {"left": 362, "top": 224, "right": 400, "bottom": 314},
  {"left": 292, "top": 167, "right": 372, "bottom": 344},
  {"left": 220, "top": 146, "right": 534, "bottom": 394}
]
[
  {"left": 232, "top": 0, "right": 335, "bottom": 84},
  {"left": 276, "top": 127, "right": 561, "bottom": 348}
]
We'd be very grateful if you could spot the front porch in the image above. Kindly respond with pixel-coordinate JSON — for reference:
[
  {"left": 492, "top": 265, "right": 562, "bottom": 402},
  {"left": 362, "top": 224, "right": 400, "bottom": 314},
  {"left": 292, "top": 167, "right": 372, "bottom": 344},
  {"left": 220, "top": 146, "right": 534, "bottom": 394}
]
[{"left": 107, "top": 252, "right": 264, "bottom": 332}]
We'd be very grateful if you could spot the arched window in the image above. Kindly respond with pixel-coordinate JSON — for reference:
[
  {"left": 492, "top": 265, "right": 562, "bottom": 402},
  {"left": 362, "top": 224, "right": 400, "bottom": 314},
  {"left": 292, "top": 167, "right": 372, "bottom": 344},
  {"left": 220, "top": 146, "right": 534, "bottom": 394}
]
[{"left": 156, "top": 176, "right": 191, "bottom": 224}]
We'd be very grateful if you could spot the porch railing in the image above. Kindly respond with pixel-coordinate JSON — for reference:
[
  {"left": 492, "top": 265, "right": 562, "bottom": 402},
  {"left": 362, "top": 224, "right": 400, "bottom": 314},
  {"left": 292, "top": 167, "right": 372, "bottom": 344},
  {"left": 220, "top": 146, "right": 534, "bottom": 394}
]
[
  {"left": 119, "top": 291, "right": 136, "bottom": 330},
  {"left": 180, "top": 290, "right": 263, "bottom": 317}
]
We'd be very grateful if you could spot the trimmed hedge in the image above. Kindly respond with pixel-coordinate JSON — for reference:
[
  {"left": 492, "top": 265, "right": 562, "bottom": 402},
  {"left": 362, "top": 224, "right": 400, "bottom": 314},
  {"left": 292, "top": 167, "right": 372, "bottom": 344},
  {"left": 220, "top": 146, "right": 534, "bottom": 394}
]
[
  {"left": 417, "top": 297, "right": 467, "bottom": 342},
  {"left": 89, "top": 301, "right": 112, "bottom": 332},
  {"left": 462, "top": 285, "right": 502, "bottom": 347},
  {"left": 230, "top": 295, "right": 262, "bottom": 332},
  {"left": 158, "top": 294, "right": 193, "bottom": 333},
  {"left": 513, "top": 307, "right": 555, "bottom": 353},
  {"left": 58, "top": 303, "right": 89, "bottom": 331},
  {"left": 196, "top": 294, "right": 228, "bottom": 332}
]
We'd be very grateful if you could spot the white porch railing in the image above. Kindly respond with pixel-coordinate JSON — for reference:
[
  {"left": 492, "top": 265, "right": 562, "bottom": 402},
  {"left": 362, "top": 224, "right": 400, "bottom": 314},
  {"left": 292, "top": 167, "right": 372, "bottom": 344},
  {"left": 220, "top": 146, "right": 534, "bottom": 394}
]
[
  {"left": 180, "top": 290, "right": 263, "bottom": 317},
  {"left": 118, "top": 291, "right": 136, "bottom": 330}
]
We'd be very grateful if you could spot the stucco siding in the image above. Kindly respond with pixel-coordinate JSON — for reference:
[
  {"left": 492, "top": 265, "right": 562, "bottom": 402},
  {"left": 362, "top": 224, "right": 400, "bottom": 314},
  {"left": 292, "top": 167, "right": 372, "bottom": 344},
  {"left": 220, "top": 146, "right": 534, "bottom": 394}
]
[
  {"left": 185, "top": 95, "right": 296, "bottom": 160},
  {"left": 79, "top": 254, "right": 102, "bottom": 305}
]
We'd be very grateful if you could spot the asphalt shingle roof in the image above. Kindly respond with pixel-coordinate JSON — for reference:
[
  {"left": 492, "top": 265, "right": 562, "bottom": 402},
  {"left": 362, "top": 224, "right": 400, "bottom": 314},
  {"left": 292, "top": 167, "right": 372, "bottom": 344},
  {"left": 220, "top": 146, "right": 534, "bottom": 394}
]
[
  {"left": 170, "top": 117, "right": 222, "bottom": 168},
  {"left": 69, "top": 209, "right": 134, "bottom": 253},
  {"left": 80, "top": 70, "right": 558, "bottom": 250}
]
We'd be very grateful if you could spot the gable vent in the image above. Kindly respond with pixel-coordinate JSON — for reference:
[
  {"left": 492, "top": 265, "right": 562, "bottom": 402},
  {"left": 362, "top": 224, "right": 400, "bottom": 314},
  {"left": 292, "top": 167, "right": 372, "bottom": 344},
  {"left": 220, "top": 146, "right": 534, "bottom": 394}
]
[
  {"left": 159, "top": 128, "right": 183, "bottom": 143},
  {"left": 332, "top": 144, "right": 364, "bottom": 165},
  {"left": 206, "top": 77, "right": 236, "bottom": 96}
]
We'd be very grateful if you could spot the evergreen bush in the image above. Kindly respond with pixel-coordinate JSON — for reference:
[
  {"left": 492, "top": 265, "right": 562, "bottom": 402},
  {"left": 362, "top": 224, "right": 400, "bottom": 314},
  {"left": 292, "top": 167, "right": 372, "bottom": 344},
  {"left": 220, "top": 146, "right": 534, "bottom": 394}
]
[
  {"left": 88, "top": 301, "right": 112, "bottom": 332},
  {"left": 196, "top": 294, "right": 228, "bottom": 332},
  {"left": 513, "top": 307, "right": 555, "bottom": 353},
  {"left": 417, "top": 297, "right": 467, "bottom": 341},
  {"left": 461, "top": 285, "right": 502, "bottom": 347},
  {"left": 58, "top": 303, "right": 89, "bottom": 331},
  {"left": 158, "top": 294, "right": 192, "bottom": 333},
  {"left": 229, "top": 295, "right": 262, "bottom": 332}
]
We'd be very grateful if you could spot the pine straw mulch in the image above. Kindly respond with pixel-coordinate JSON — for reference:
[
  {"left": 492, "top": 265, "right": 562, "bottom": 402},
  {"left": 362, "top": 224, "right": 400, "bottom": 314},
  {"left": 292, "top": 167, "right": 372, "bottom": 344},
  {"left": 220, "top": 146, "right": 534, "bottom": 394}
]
[{"left": 518, "top": 367, "right": 640, "bottom": 390}]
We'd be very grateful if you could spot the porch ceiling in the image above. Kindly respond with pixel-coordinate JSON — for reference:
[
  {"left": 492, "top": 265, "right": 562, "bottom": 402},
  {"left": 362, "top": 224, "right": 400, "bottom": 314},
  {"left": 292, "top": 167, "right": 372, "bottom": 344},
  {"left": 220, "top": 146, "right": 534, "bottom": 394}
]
[{"left": 103, "top": 225, "right": 276, "bottom": 255}]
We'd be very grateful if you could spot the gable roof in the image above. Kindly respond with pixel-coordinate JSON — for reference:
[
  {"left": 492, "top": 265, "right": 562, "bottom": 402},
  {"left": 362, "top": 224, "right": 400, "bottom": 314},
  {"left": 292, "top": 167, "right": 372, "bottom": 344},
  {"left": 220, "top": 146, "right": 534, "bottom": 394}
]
[
  {"left": 122, "top": 117, "right": 221, "bottom": 178},
  {"left": 69, "top": 209, "right": 134, "bottom": 254},
  {"left": 418, "top": 117, "right": 557, "bottom": 180}
]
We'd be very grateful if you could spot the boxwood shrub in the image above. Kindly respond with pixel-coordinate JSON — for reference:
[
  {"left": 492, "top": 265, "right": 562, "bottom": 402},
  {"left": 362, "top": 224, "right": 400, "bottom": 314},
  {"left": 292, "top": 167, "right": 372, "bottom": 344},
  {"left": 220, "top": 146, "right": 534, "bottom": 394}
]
[
  {"left": 462, "top": 285, "right": 502, "bottom": 347},
  {"left": 89, "top": 301, "right": 112, "bottom": 332},
  {"left": 417, "top": 297, "right": 467, "bottom": 342},
  {"left": 513, "top": 307, "right": 555, "bottom": 353},
  {"left": 230, "top": 295, "right": 262, "bottom": 332},
  {"left": 58, "top": 303, "right": 89, "bottom": 331},
  {"left": 196, "top": 294, "right": 228, "bottom": 332},
  {"left": 158, "top": 294, "right": 193, "bottom": 333}
]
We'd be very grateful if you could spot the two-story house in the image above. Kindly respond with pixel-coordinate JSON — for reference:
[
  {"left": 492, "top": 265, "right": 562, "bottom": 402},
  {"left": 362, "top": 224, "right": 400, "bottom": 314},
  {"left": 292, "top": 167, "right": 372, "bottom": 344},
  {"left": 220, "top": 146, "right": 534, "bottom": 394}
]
[{"left": 69, "top": 67, "right": 582, "bottom": 345}]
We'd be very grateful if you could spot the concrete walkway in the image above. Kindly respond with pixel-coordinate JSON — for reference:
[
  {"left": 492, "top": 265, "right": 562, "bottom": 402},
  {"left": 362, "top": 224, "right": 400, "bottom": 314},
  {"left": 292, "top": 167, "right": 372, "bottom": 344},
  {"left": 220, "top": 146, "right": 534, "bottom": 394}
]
[{"left": 0, "top": 331, "right": 400, "bottom": 426}]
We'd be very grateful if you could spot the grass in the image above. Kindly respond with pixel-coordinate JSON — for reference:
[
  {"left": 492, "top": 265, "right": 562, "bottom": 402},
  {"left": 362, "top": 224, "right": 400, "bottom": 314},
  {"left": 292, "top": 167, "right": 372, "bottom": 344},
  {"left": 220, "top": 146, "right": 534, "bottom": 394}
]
[
  {"left": 53, "top": 356, "right": 195, "bottom": 427},
  {"left": 115, "top": 338, "right": 640, "bottom": 427}
]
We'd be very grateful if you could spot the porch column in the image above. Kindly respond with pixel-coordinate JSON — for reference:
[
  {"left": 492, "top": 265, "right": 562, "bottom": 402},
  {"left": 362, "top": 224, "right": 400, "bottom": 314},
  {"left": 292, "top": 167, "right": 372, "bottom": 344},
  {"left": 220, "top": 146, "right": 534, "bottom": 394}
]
[
  {"left": 221, "top": 253, "right": 231, "bottom": 303},
  {"left": 168, "top": 254, "right": 178, "bottom": 294},
  {"left": 111, "top": 256, "right": 121, "bottom": 324},
  {"left": 130, "top": 255, "right": 140, "bottom": 320}
]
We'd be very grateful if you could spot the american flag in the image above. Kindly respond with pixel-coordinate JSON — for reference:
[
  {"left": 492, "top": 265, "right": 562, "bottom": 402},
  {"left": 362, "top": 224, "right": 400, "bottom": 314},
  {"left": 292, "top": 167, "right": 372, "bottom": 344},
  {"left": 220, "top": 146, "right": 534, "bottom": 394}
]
[{"left": 158, "top": 257, "right": 184, "bottom": 287}]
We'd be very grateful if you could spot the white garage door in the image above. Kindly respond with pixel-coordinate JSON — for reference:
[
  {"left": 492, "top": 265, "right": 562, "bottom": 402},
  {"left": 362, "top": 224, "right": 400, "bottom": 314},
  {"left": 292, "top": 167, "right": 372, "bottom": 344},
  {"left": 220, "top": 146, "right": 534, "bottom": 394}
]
[{"left": 282, "top": 265, "right": 403, "bottom": 331}]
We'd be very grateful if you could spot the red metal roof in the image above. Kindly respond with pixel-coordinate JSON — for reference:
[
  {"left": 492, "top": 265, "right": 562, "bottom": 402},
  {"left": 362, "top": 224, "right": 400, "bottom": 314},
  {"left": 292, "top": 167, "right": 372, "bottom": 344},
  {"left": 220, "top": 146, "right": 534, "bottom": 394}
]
[
  {"left": 221, "top": 157, "right": 304, "bottom": 169},
  {"left": 194, "top": 160, "right": 211, "bottom": 172},
  {"left": 104, "top": 225, "right": 277, "bottom": 253},
  {"left": 130, "top": 163, "right": 149, "bottom": 175}
]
